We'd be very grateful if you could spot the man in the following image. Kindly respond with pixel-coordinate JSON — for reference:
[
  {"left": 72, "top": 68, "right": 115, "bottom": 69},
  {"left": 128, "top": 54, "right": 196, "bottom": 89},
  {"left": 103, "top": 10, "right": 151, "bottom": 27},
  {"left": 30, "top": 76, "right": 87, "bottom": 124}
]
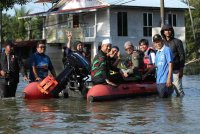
[
  {"left": 153, "top": 34, "right": 174, "bottom": 98},
  {"left": 160, "top": 24, "right": 185, "bottom": 97},
  {"left": 139, "top": 39, "right": 156, "bottom": 81},
  {"left": 29, "top": 41, "right": 56, "bottom": 82},
  {"left": 0, "top": 43, "right": 27, "bottom": 98},
  {"left": 122, "top": 41, "right": 143, "bottom": 81},
  {"left": 91, "top": 39, "right": 123, "bottom": 86}
]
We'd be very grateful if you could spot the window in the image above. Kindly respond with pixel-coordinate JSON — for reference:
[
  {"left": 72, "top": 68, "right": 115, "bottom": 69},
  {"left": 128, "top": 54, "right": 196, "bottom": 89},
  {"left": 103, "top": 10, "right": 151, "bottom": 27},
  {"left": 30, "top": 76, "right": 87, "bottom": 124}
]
[
  {"left": 143, "top": 13, "right": 153, "bottom": 37},
  {"left": 168, "top": 13, "right": 177, "bottom": 27},
  {"left": 117, "top": 12, "right": 128, "bottom": 36},
  {"left": 73, "top": 14, "right": 79, "bottom": 28}
]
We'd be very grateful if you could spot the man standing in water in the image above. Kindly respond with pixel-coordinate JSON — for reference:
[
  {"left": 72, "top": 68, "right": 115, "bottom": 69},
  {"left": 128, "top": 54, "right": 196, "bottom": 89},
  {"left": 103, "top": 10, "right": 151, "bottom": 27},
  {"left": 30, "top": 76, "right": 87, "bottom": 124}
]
[
  {"left": 0, "top": 43, "right": 27, "bottom": 98},
  {"left": 160, "top": 24, "right": 185, "bottom": 97},
  {"left": 153, "top": 34, "right": 174, "bottom": 98},
  {"left": 29, "top": 41, "right": 56, "bottom": 82}
]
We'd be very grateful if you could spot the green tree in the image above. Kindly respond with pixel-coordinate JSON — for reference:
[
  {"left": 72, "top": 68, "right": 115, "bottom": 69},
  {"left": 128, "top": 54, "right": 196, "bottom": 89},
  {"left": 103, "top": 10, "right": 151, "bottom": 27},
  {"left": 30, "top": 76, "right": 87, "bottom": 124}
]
[
  {"left": 12, "top": 6, "right": 32, "bottom": 40},
  {"left": 0, "top": 0, "right": 31, "bottom": 10},
  {"left": 30, "top": 17, "right": 43, "bottom": 39},
  {"left": 183, "top": 0, "right": 200, "bottom": 60}
]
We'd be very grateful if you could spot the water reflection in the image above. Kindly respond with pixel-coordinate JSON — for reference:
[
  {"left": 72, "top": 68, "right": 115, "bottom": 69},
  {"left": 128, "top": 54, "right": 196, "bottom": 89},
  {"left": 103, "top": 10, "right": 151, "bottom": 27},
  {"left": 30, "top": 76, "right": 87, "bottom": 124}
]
[{"left": 0, "top": 99, "right": 21, "bottom": 134}]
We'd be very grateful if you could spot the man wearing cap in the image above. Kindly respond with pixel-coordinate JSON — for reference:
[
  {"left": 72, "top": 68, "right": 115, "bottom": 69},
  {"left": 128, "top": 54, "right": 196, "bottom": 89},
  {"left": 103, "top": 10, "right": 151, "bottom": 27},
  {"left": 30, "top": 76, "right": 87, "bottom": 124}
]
[
  {"left": 153, "top": 34, "right": 174, "bottom": 98},
  {"left": 160, "top": 24, "right": 185, "bottom": 97},
  {"left": 91, "top": 39, "right": 123, "bottom": 86},
  {"left": 122, "top": 41, "right": 143, "bottom": 81}
]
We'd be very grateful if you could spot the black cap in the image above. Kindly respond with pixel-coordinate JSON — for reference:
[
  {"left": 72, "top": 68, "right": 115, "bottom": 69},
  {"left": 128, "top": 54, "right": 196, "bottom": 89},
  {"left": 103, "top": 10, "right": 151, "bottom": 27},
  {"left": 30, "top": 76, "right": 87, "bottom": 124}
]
[{"left": 153, "top": 34, "right": 162, "bottom": 42}]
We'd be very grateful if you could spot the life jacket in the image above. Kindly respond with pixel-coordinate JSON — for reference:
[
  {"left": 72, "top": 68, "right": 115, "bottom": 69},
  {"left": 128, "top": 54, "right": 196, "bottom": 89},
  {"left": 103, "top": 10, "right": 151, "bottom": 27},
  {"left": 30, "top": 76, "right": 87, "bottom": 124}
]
[{"left": 143, "top": 47, "right": 155, "bottom": 69}]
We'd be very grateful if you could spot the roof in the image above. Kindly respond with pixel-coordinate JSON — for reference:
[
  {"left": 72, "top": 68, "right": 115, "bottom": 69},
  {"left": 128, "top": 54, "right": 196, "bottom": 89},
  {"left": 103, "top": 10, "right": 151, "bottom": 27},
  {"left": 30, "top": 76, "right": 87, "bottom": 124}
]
[
  {"left": 20, "top": 0, "right": 189, "bottom": 19},
  {"left": 34, "top": 0, "right": 52, "bottom": 3},
  {"left": 107, "top": 0, "right": 189, "bottom": 9},
  {"left": 19, "top": 5, "right": 108, "bottom": 19},
  {"left": 13, "top": 40, "right": 46, "bottom": 47}
]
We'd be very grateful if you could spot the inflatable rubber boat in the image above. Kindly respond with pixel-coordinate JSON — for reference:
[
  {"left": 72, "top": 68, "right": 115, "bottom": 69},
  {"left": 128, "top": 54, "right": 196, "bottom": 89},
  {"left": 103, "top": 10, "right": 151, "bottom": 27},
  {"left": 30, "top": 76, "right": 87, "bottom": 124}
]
[
  {"left": 23, "top": 52, "right": 90, "bottom": 99},
  {"left": 23, "top": 52, "right": 157, "bottom": 102},
  {"left": 87, "top": 81, "right": 157, "bottom": 102}
]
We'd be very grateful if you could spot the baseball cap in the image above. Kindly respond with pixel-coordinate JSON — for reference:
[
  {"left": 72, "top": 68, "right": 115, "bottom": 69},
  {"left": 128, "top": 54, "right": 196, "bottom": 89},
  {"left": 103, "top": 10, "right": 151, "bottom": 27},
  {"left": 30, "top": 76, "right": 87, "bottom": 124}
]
[{"left": 153, "top": 34, "right": 162, "bottom": 42}]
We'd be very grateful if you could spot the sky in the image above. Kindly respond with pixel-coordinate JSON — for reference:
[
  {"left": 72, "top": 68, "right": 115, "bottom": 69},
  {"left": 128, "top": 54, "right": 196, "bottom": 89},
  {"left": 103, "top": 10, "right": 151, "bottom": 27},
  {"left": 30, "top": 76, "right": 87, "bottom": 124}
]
[{"left": 3, "top": 1, "right": 52, "bottom": 16}]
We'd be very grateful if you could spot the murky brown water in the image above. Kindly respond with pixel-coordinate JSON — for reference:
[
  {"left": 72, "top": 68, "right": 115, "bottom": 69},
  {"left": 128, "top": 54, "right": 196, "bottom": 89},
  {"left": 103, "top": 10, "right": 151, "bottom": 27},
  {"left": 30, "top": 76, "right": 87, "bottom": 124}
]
[{"left": 0, "top": 75, "right": 200, "bottom": 133}]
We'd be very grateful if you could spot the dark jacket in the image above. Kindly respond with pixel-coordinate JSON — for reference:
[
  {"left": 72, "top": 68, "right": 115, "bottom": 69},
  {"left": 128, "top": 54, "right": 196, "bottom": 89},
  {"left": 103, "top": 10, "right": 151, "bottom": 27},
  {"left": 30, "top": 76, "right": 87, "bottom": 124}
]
[
  {"left": 91, "top": 50, "right": 119, "bottom": 84},
  {"left": 0, "top": 52, "right": 24, "bottom": 84},
  {"left": 160, "top": 24, "right": 185, "bottom": 70}
]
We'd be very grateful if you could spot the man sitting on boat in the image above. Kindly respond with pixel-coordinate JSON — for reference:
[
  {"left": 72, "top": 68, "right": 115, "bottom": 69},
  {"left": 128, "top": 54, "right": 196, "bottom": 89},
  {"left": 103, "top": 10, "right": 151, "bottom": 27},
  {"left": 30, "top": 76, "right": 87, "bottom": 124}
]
[
  {"left": 138, "top": 39, "right": 156, "bottom": 81},
  {"left": 91, "top": 39, "right": 125, "bottom": 86},
  {"left": 121, "top": 41, "right": 143, "bottom": 81}
]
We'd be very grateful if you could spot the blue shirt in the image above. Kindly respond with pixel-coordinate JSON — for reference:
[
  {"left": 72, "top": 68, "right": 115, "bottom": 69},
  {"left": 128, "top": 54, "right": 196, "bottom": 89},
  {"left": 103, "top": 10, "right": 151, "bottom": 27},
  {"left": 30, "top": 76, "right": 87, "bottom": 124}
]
[
  {"left": 155, "top": 45, "right": 173, "bottom": 84},
  {"left": 29, "top": 52, "right": 53, "bottom": 82}
]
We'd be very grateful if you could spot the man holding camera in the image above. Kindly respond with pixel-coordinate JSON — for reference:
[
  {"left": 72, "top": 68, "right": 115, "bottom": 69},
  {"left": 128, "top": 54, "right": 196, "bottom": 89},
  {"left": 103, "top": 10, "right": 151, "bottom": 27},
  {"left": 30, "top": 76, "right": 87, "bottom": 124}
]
[{"left": 0, "top": 43, "right": 27, "bottom": 98}]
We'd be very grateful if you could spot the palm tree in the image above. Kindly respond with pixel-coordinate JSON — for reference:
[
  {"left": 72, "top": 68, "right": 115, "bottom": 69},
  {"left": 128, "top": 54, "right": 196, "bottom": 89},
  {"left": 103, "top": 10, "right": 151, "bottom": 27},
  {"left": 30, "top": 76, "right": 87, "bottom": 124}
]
[{"left": 12, "top": 6, "right": 32, "bottom": 40}]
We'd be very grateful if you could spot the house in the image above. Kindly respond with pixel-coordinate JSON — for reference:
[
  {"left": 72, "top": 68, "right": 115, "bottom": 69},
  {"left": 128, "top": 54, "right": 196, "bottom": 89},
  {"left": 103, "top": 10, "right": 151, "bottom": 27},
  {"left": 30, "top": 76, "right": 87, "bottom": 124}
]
[{"left": 26, "top": 0, "right": 189, "bottom": 72}]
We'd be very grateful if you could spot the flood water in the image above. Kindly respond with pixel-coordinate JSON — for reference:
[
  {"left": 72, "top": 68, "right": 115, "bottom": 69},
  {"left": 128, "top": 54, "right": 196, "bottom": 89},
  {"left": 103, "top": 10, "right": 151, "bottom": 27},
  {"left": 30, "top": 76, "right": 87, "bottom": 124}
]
[{"left": 0, "top": 75, "right": 200, "bottom": 133}]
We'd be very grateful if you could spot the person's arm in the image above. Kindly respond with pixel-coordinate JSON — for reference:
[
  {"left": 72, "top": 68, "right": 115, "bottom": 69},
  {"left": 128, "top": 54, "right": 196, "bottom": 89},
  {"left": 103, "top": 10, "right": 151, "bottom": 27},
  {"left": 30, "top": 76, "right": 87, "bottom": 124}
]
[
  {"left": 176, "top": 39, "right": 185, "bottom": 78},
  {"left": 112, "top": 51, "right": 121, "bottom": 67},
  {"left": 166, "top": 48, "right": 173, "bottom": 87},
  {"left": 31, "top": 54, "right": 41, "bottom": 81},
  {"left": 67, "top": 31, "right": 72, "bottom": 49},
  {"left": 32, "top": 66, "right": 41, "bottom": 81},
  {"left": 166, "top": 62, "right": 173, "bottom": 87}
]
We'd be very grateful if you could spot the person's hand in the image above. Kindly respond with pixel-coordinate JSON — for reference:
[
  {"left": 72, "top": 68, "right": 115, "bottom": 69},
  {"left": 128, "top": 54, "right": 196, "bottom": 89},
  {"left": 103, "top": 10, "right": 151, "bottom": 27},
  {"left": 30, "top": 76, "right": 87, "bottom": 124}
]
[
  {"left": 23, "top": 76, "right": 30, "bottom": 81},
  {"left": 179, "top": 68, "right": 184, "bottom": 78},
  {"left": 123, "top": 72, "right": 128, "bottom": 78},
  {"left": 67, "top": 31, "right": 72, "bottom": 40},
  {"left": 166, "top": 79, "right": 172, "bottom": 87},
  {"left": 0, "top": 70, "right": 6, "bottom": 77},
  {"left": 117, "top": 51, "right": 121, "bottom": 59},
  {"left": 35, "top": 77, "right": 41, "bottom": 81}
]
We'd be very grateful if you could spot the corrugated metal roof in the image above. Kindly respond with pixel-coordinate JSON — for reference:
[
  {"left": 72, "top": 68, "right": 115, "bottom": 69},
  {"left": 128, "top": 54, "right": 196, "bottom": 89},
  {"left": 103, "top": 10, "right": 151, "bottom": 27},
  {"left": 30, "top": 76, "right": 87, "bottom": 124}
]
[
  {"left": 106, "top": 0, "right": 188, "bottom": 9},
  {"left": 34, "top": 0, "right": 52, "bottom": 3}
]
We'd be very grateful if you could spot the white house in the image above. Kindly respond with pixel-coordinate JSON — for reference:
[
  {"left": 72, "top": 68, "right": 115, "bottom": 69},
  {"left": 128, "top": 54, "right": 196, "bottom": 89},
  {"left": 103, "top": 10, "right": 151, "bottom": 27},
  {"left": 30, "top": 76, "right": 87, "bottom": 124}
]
[
  {"left": 38, "top": 0, "right": 188, "bottom": 56},
  {"left": 28, "top": 0, "right": 189, "bottom": 72}
]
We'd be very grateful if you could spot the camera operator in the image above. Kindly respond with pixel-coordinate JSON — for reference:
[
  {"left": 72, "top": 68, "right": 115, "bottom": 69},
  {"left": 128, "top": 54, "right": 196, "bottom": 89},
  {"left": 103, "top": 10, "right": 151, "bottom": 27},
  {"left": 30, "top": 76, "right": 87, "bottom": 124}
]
[{"left": 0, "top": 42, "right": 27, "bottom": 98}]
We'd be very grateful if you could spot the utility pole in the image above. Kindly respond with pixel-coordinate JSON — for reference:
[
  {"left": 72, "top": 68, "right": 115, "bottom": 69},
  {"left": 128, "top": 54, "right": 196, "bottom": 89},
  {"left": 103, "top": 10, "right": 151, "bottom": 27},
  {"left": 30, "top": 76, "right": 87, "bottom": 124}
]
[
  {"left": 0, "top": 8, "right": 2, "bottom": 52},
  {"left": 160, "top": 0, "right": 165, "bottom": 27}
]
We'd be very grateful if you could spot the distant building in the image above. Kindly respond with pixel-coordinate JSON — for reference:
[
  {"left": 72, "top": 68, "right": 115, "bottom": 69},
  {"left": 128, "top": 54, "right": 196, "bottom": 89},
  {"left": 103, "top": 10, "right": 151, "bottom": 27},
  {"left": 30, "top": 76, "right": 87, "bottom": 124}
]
[{"left": 25, "top": 0, "right": 189, "bottom": 63}]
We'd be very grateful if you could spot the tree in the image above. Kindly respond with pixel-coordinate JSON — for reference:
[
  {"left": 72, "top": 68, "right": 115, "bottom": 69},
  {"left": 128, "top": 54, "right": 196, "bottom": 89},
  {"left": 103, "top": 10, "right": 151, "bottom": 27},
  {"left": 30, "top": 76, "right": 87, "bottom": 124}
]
[
  {"left": 12, "top": 6, "right": 32, "bottom": 40},
  {"left": 0, "top": 0, "right": 31, "bottom": 10},
  {"left": 0, "top": 0, "right": 31, "bottom": 50},
  {"left": 184, "top": 0, "right": 200, "bottom": 60}
]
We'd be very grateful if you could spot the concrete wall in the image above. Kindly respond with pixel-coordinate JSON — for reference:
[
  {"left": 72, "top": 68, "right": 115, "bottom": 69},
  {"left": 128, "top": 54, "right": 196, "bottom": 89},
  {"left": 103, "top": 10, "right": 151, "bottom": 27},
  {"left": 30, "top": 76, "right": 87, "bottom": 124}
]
[
  {"left": 109, "top": 7, "right": 185, "bottom": 54},
  {"left": 45, "top": 44, "right": 64, "bottom": 75}
]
